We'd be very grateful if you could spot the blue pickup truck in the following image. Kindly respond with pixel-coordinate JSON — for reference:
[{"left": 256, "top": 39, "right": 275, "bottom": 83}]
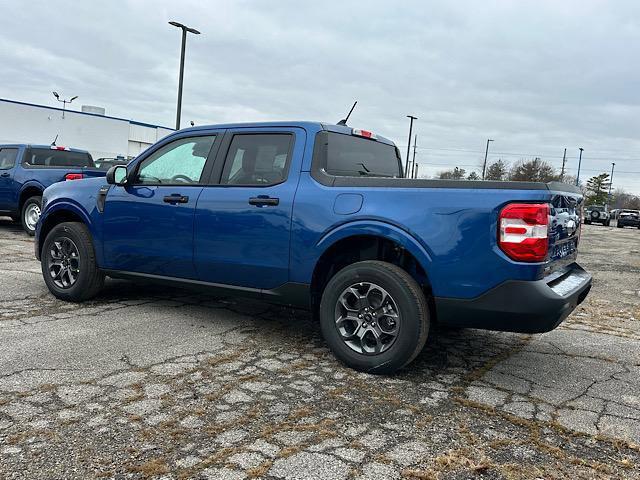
[
  {"left": 0, "top": 144, "right": 105, "bottom": 234},
  {"left": 34, "top": 122, "right": 591, "bottom": 373}
]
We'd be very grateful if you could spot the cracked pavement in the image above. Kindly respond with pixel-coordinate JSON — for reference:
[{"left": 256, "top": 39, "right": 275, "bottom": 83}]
[{"left": 0, "top": 217, "right": 639, "bottom": 479}]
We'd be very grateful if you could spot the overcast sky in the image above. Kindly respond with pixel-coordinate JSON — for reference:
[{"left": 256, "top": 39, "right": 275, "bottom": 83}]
[{"left": 1, "top": 0, "right": 639, "bottom": 193}]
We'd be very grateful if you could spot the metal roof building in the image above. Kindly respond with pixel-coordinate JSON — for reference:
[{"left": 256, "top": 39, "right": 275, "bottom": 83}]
[{"left": 0, "top": 98, "right": 174, "bottom": 160}]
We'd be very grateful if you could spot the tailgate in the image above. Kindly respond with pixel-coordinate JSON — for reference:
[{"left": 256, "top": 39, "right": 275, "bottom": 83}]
[
  {"left": 80, "top": 168, "right": 107, "bottom": 178},
  {"left": 546, "top": 183, "right": 583, "bottom": 274}
]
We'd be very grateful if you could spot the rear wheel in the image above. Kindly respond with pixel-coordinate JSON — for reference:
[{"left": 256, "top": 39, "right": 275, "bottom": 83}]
[
  {"left": 21, "top": 195, "right": 42, "bottom": 236},
  {"left": 605, "top": 219, "right": 611, "bottom": 227},
  {"left": 319, "top": 261, "right": 429, "bottom": 374},
  {"left": 41, "top": 222, "right": 104, "bottom": 302}
]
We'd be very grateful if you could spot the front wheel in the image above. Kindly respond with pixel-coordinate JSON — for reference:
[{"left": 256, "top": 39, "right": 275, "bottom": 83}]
[
  {"left": 41, "top": 222, "right": 104, "bottom": 302},
  {"left": 319, "top": 261, "right": 429, "bottom": 374},
  {"left": 21, "top": 195, "right": 42, "bottom": 236}
]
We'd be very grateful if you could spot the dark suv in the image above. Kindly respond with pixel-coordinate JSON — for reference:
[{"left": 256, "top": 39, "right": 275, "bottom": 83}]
[{"left": 617, "top": 210, "right": 640, "bottom": 229}]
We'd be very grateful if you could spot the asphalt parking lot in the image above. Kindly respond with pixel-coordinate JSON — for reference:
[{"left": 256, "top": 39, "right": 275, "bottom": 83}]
[{"left": 0, "top": 219, "right": 639, "bottom": 479}]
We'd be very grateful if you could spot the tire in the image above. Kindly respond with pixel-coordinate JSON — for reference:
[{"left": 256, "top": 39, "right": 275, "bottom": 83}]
[
  {"left": 41, "top": 222, "right": 104, "bottom": 302},
  {"left": 605, "top": 219, "right": 611, "bottom": 227},
  {"left": 21, "top": 195, "right": 42, "bottom": 236},
  {"left": 617, "top": 223, "right": 623, "bottom": 228},
  {"left": 319, "top": 260, "right": 429, "bottom": 374}
]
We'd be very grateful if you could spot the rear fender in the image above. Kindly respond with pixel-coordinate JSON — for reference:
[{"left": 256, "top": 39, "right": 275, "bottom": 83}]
[{"left": 315, "top": 220, "right": 433, "bottom": 277}]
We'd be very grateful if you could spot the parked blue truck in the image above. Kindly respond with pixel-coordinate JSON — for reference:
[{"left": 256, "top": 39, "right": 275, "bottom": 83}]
[
  {"left": 34, "top": 122, "right": 591, "bottom": 373},
  {"left": 0, "top": 144, "right": 105, "bottom": 234}
]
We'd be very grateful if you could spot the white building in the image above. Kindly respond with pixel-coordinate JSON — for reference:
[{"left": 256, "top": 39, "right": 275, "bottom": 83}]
[{"left": 0, "top": 98, "right": 174, "bottom": 160}]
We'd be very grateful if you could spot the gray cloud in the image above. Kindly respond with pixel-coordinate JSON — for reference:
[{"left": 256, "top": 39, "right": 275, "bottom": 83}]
[{"left": 1, "top": 0, "right": 639, "bottom": 192}]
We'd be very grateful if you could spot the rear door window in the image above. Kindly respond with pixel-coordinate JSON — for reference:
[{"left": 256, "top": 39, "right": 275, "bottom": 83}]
[
  {"left": 220, "top": 134, "right": 293, "bottom": 186},
  {"left": 23, "top": 149, "right": 94, "bottom": 168}
]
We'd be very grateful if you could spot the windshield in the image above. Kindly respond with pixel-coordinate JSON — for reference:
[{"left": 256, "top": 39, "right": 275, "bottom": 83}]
[
  {"left": 24, "top": 148, "right": 94, "bottom": 168},
  {"left": 324, "top": 132, "right": 401, "bottom": 177},
  {"left": 590, "top": 206, "right": 605, "bottom": 212}
]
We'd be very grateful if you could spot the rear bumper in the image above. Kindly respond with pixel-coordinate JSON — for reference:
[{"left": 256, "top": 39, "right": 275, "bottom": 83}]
[
  {"left": 618, "top": 218, "right": 639, "bottom": 227},
  {"left": 435, "top": 263, "right": 592, "bottom": 333}
]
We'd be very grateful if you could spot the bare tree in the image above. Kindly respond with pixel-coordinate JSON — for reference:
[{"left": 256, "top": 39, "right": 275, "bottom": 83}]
[{"left": 438, "top": 167, "right": 466, "bottom": 180}]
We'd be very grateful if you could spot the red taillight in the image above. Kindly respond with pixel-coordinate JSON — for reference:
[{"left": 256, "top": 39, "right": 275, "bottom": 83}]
[
  {"left": 51, "top": 146, "right": 70, "bottom": 151},
  {"left": 498, "top": 203, "right": 550, "bottom": 262},
  {"left": 65, "top": 173, "right": 84, "bottom": 181}
]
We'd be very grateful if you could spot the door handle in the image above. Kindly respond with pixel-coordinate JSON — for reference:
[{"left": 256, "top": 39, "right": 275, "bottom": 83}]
[
  {"left": 0, "top": 172, "right": 9, "bottom": 177},
  {"left": 249, "top": 196, "right": 279, "bottom": 207},
  {"left": 163, "top": 194, "right": 189, "bottom": 204}
]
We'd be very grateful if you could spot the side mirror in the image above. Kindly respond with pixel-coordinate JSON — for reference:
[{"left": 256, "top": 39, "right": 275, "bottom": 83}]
[{"left": 106, "top": 165, "right": 128, "bottom": 186}]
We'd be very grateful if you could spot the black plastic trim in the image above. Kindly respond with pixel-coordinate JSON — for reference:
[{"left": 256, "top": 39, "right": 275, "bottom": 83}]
[
  {"left": 102, "top": 270, "right": 310, "bottom": 308},
  {"left": 434, "top": 263, "right": 592, "bottom": 333}
]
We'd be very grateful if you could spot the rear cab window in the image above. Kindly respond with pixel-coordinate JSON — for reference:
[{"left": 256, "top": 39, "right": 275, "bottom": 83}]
[
  {"left": 22, "top": 148, "right": 94, "bottom": 168},
  {"left": 313, "top": 131, "right": 402, "bottom": 178}
]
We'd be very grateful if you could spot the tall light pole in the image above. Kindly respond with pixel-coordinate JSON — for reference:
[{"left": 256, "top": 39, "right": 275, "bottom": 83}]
[
  {"left": 608, "top": 162, "right": 616, "bottom": 207},
  {"left": 52, "top": 92, "right": 78, "bottom": 119},
  {"left": 576, "top": 147, "right": 584, "bottom": 186},
  {"left": 169, "top": 21, "right": 201, "bottom": 130},
  {"left": 404, "top": 115, "right": 417, "bottom": 177},
  {"left": 411, "top": 134, "right": 418, "bottom": 179},
  {"left": 481, "top": 138, "right": 494, "bottom": 180}
]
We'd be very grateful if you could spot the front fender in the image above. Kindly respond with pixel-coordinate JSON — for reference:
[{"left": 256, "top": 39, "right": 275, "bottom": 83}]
[
  {"left": 36, "top": 199, "right": 98, "bottom": 260},
  {"left": 314, "top": 219, "right": 434, "bottom": 276}
]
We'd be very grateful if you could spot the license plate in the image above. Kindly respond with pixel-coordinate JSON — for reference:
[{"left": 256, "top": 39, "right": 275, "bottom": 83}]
[{"left": 552, "top": 240, "right": 576, "bottom": 260}]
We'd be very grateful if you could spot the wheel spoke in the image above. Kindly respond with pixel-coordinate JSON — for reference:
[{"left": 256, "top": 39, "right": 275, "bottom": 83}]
[{"left": 370, "top": 328, "right": 384, "bottom": 354}]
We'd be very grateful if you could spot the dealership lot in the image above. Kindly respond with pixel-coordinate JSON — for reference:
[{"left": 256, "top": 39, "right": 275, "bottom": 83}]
[{"left": 0, "top": 220, "right": 639, "bottom": 479}]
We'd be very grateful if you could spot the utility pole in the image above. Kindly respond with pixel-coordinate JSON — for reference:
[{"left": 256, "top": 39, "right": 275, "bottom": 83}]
[
  {"left": 576, "top": 148, "right": 584, "bottom": 186},
  {"left": 481, "top": 138, "right": 494, "bottom": 180},
  {"left": 169, "top": 21, "right": 201, "bottom": 130},
  {"left": 560, "top": 148, "right": 567, "bottom": 181},
  {"left": 411, "top": 134, "right": 418, "bottom": 179},
  {"left": 404, "top": 115, "right": 417, "bottom": 177},
  {"left": 608, "top": 162, "right": 616, "bottom": 207},
  {"left": 414, "top": 164, "right": 419, "bottom": 179}
]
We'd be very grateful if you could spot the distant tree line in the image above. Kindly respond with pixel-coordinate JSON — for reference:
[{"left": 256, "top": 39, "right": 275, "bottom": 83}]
[
  {"left": 436, "top": 157, "right": 571, "bottom": 183},
  {"left": 436, "top": 158, "right": 639, "bottom": 209}
]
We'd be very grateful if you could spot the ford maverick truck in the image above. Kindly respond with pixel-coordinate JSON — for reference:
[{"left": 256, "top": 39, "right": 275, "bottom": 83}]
[
  {"left": 34, "top": 122, "right": 591, "bottom": 373},
  {"left": 0, "top": 144, "right": 105, "bottom": 234}
]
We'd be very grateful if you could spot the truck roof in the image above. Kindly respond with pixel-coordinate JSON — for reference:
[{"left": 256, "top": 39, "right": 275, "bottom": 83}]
[
  {"left": 176, "top": 121, "right": 396, "bottom": 146},
  {"left": 0, "top": 144, "right": 90, "bottom": 154}
]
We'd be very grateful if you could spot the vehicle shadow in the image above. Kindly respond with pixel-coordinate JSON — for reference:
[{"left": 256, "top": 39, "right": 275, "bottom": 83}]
[
  {"left": 0, "top": 217, "right": 25, "bottom": 234},
  {"left": 96, "top": 278, "right": 525, "bottom": 384}
]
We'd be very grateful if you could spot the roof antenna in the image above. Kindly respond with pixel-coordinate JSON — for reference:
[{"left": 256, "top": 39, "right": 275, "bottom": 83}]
[
  {"left": 51, "top": 134, "right": 58, "bottom": 146},
  {"left": 337, "top": 101, "right": 357, "bottom": 126}
]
